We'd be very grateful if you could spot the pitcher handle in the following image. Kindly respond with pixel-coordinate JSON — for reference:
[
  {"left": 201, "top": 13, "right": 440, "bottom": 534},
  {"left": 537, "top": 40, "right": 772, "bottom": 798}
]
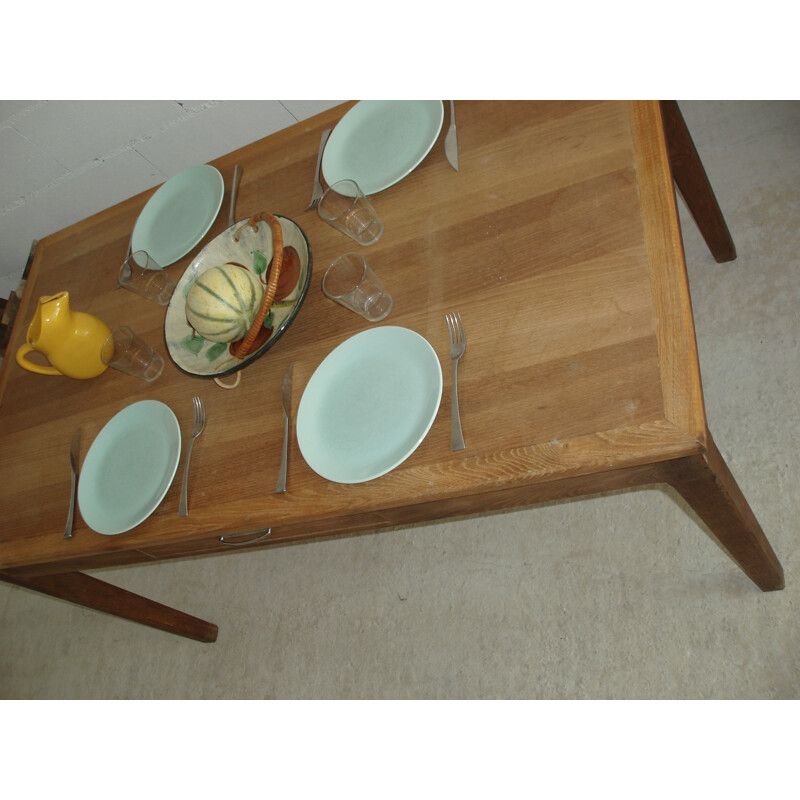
[{"left": 16, "top": 344, "right": 62, "bottom": 376}]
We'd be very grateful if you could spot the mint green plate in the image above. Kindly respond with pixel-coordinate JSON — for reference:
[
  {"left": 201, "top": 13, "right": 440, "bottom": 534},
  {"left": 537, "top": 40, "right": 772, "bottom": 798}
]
[
  {"left": 131, "top": 165, "right": 224, "bottom": 266},
  {"left": 77, "top": 401, "right": 181, "bottom": 535},
  {"left": 297, "top": 327, "right": 442, "bottom": 483},
  {"left": 322, "top": 101, "right": 444, "bottom": 195}
]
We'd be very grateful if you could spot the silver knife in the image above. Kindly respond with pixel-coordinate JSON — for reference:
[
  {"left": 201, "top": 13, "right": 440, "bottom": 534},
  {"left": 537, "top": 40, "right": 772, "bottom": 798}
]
[
  {"left": 275, "top": 363, "right": 293, "bottom": 493},
  {"left": 445, "top": 100, "right": 459, "bottom": 171},
  {"left": 229, "top": 164, "right": 242, "bottom": 227},
  {"left": 64, "top": 428, "right": 80, "bottom": 539}
]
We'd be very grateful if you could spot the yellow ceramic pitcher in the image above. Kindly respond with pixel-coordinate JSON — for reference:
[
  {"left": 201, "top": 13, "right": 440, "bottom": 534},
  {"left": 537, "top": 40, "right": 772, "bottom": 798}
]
[{"left": 16, "top": 291, "right": 111, "bottom": 379}]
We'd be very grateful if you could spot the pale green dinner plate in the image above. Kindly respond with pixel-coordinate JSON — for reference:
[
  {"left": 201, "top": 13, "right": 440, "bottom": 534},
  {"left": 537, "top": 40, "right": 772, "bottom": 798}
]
[
  {"left": 297, "top": 327, "right": 442, "bottom": 484},
  {"left": 322, "top": 101, "right": 444, "bottom": 195},
  {"left": 77, "top": 400, "right": 182, "bottom": 535},
  {"left": 131, "top": 165, "right": 224, "bottom": 266}
]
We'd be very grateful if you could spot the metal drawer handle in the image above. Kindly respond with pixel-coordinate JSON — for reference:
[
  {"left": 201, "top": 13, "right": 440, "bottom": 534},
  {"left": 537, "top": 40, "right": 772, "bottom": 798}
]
[{"left": 218, "top": 528, "right": 272, "bottom": 546}]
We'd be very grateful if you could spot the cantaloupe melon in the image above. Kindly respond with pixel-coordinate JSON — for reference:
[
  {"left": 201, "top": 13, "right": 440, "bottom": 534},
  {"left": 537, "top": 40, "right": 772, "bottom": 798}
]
[{"left": 185, "top": 263, "right": 265, "bottom": 343}]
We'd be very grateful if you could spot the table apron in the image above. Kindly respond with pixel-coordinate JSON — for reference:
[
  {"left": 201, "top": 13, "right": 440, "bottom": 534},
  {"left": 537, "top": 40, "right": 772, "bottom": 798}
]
[{"left": 2, "top": 460, "right": 672, "bottom": 579}]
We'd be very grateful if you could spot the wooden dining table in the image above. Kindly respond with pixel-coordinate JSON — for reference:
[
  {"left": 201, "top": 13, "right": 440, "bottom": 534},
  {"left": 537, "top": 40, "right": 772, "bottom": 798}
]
[{"left": 0, "top": 101, "right": 784, "bottom": 643}]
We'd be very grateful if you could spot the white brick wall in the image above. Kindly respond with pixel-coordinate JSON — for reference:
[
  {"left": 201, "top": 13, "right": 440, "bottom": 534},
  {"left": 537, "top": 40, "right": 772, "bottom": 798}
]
[{"left": 0, "top": 100, "right": 343, "bottom": 299}]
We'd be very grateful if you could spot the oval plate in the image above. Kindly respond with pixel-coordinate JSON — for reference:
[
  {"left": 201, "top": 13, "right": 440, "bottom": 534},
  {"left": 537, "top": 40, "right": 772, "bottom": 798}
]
[
  {"left": 78, "top": 400, "right": 181, "bottom": 535},
  {"left": 164, "top": 214, "right": 312, "bottom": 378},
  {"left": 297, "top": 327, "right": 442, "bottom": 483},
  {"left": 322, "top": 101, "right": 444, "bottom": 195},
  {"left": 131, "top": 165, "right": 224, "bottom": 266}
]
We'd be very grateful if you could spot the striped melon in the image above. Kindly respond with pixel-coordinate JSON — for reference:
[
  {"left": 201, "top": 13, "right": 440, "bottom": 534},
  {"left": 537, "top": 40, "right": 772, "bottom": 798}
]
[{"left": 185, "top": 263, "right": 265, "bottom": 343}]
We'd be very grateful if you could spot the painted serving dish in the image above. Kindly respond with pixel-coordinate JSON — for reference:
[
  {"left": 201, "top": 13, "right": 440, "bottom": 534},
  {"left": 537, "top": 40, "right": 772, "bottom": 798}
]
[{"left": 164, "top": 214, "right": 311, "bottom": 378}]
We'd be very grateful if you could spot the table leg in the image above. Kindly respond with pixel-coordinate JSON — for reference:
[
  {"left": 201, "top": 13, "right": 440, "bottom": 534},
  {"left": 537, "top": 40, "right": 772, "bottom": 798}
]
[
  {"left": 0, "top": 570, "right": 218, "bottom": 642},
  {"left": 660, "top": 100, "right": 737, "bottom": 263},
  {"left": 664, "top": 431, "right": 784, "bottom": 591}
]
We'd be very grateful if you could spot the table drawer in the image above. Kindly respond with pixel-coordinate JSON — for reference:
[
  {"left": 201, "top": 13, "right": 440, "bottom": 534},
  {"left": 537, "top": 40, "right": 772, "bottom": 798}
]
[
  {"left": 136, "top": 510, "right": 391, "bottom": 561},
  {"left": 136, "top": 527, "right": 274, "bottom": 559}
]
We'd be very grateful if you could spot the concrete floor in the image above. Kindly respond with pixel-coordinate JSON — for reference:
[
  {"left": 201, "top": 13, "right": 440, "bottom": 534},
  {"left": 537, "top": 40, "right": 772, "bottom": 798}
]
[{"left": 1, "top": 101, "right": 798, "bottom": 699}]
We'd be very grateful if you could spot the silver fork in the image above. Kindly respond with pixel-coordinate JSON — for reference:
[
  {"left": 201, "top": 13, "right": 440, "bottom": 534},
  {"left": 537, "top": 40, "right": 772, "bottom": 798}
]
[
  {"left": 179, "top": 396, "right": 206, "bottom": 517},
  {"left": 445, "top": 312, "right": 466, "bottom": 450},
  {"left": 306, "top": 128, "right": 331, "bottom": 210}
]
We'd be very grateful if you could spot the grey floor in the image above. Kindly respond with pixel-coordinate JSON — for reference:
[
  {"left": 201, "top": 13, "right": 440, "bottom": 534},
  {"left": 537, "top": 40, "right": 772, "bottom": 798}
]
[{"left": 1, "top": 101, "right": 798, "bottom": 700}]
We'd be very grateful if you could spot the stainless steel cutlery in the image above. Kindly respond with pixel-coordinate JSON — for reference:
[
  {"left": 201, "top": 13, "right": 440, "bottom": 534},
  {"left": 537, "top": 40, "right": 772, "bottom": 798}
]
[
  {"left": 445, "top": 100, "right": 459, "bottom": 171},
  {"left": 63, "top": 427, "right": 81, "bottom": 539},
  {"left": 307, "top": 129, "right": 331, "bottom": 210},
  {"left": 445, "top": 312, "right": 466, "bottom": 450},
  {"left": 179, "top": 396, "right": 206, "bottom": 517},
  {"left": 229, "top": 164, "right": 242, "bottom": 226},
  {"left": 276, "top": 363, "right": 293, "bottom": 493}
]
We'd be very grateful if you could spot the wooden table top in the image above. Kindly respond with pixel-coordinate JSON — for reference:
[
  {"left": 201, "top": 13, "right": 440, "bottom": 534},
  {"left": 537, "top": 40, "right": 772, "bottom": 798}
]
[{"left": 0, "top": 100, "right": 708, "bottom": 576}]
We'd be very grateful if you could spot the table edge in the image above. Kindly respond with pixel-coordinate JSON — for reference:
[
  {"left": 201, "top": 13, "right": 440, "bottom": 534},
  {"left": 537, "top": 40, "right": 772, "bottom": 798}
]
[{"left": 628, "top": 100, "right": 708, "bottom": 442}]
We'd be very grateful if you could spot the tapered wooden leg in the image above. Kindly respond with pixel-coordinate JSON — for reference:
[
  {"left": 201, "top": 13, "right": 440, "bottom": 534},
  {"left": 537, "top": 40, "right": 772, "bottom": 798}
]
[
  {"left": 660, "top": 100, "right": 737, "bottom": 263},
  {"left": 0, "top": 570, "right": 218, "bottom": 642},
  {"left": 664, "top": 432, "right": 784, "bottom": 591}
]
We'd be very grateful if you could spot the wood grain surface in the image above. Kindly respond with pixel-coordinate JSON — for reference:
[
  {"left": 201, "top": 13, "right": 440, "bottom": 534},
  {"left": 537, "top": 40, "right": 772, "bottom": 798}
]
[{"left": 0, "top": 101, "right": 781, "bottom": 595}]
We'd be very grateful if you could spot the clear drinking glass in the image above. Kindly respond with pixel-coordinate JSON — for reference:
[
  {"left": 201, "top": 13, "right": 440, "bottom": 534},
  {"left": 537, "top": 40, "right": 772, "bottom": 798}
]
[
  {"left": 322, "top": 253, "right": 392, "bottom": 322},
  {"left": 119, "top": 250, "right": 176, "bottom": 305},
  {"left": 101, "top": 325, "right": 165, "bottom": 382},
  {"left": 317, "top": 179, "right": 384, "bottom": 246}
]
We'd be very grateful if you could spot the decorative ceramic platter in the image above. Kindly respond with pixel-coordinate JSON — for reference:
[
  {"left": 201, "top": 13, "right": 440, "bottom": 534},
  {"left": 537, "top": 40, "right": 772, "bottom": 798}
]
[
  {"left": 164, "top": 215, "right": 312, "bottom": 378},
  {"left": 131, "top": 165, "right": 224, "bottom": 266},
  {"left": 297, "top": 327, "right": 442, "bottom": 483},
  {"left": 322, "top": 100, "right": 444, "bottom": 195},
  {"left": 78, "top": 401, "right": 181, "bottom": 535}
]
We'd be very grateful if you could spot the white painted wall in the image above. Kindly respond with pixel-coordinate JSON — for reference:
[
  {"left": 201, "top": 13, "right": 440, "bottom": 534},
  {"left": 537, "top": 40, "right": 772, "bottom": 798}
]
[{"left": 0, "top": 100, "right": 343, "bottom": 299}]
